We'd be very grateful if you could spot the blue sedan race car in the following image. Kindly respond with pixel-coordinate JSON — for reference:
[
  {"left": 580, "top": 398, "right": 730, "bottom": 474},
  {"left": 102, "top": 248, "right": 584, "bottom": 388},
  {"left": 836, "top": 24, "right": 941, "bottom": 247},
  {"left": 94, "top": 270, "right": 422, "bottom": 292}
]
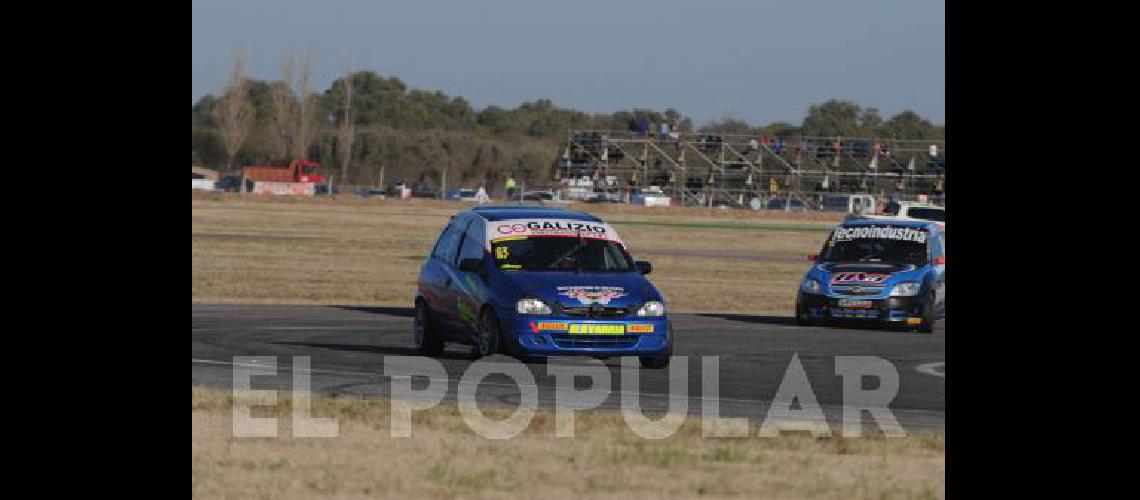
[
  {"left": 795, "top": 219, "right": 945, "bottom": 333},
  {"left": 414, "top": 205, "right": 672, "bottom": 368}
]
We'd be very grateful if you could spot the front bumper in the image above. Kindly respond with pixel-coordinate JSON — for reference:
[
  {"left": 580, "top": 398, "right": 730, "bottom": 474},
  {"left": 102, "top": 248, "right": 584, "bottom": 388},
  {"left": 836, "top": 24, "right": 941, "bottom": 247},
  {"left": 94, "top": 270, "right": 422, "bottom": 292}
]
[
  {"left": 499, "top": 315, "right": 671, "bottom": 356},
  {"left": 799, "top": 293, "right": 926, "bottom": 324}
]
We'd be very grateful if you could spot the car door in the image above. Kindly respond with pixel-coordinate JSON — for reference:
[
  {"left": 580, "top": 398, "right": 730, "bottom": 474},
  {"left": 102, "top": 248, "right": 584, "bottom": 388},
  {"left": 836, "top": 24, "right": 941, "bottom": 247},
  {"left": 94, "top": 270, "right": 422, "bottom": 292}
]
[
  {"left": 450, "top": 218, "right": 487, "bottom": 339},
  {"left": 928, "top": 231, "right": 946, "bottom": 314},
  {"left": 424, "top": 216, "right": 468, "bottom": 336}
]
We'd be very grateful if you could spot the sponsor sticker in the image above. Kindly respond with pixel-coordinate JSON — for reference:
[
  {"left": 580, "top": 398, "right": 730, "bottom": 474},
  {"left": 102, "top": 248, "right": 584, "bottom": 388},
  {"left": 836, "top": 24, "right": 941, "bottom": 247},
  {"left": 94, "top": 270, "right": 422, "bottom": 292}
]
[
  {"left": 832, "top": 225, "right": 928, "bottom": 244},
  {"left": 557, "top": 286, "right": 627, "bottom": 305},
  {"left": 837, "top": 299, "right": 873, "bottom": 308},
  {"left": 567, "top": 324, "right": 625, "bottom": 335},
  {"left": 830, "top": 272, "right": 889, "bottom": 284},
  {"left": 627, "top": 324, "right": 654, "bottom": 333},
  {"left": 529, "top": 321, "right": 568, "bottom": 332},
  {"left": 487, "top": 218, "right": 623, "bottom": 245}
]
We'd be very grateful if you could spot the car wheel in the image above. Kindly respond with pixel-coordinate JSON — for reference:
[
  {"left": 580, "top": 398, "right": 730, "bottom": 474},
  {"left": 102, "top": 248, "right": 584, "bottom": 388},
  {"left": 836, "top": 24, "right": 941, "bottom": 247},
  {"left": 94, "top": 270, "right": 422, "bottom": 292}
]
[
  {"left": 475, "top": 308, "right": 502, "bottom": 358},
  {"left": 914, "top": 292, "right": 936, "bottom": 334},
  {"left": 795, "top": 299, "right": 811, "bottom": 326},
  {"left": 414, "top": 300, "right": 444, "bottom": 355},
  {"left": 639, "top": 332, "right": 673, "bottom": 369}
]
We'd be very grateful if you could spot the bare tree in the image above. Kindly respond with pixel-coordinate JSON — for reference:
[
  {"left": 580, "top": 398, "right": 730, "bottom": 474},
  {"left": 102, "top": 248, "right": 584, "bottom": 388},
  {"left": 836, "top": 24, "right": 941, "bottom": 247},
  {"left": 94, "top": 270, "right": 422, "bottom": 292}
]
[
  {"left": 269, "top": 53, "right": 296, "bottom": 158},
  {"left": 213, "top": 51, "right": 255, "bottom": 172},
  {"left": 269, "top": 51, "right": 318, "bottom": 160},
  {"left": 293, "top": 52, "right": 318, "bottom": 160},
  {"left": 338, "top": 64, "right": 355, "bottom": 181}
]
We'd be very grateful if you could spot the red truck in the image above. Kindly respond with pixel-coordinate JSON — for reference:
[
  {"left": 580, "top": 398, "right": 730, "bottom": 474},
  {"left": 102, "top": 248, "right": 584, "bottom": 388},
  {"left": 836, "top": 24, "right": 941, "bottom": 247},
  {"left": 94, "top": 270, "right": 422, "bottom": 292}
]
[{"left": 241, "top": 159, "right": 326, "bottom": 190}]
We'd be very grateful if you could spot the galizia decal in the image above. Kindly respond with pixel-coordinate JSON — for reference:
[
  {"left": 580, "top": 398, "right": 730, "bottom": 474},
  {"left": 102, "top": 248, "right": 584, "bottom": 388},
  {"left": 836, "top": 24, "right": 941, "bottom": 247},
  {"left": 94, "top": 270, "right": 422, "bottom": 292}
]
[
  {"left": 486, "top": 219, "right": 623, "bottom": 245},
  {"left": 556, "top": 285, "right": 627, "bottom": 305},
  {"left": 829, "top": 272, "right": 890, "bottom": 285}
]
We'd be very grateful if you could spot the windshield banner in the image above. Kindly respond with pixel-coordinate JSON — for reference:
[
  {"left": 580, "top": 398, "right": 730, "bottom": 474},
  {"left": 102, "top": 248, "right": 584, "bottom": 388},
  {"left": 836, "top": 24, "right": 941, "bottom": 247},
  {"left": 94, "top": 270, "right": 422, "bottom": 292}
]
[
  {"left": 832, "top": 225, "right": 927, "bottom": 244},
  {"left": 487, "top": 219, "right": 623, "bottom": 245}
]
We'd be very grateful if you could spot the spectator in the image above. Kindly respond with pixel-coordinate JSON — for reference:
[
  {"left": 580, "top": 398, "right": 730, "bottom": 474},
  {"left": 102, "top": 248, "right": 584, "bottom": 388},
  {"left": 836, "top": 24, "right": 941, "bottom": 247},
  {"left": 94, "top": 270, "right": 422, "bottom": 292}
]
[
  {"left": 659, "top": 121, "right": 669, "bottom": 140},
  {"left": 747, "top": 137, "right": 759, "bottom": 154},
  {"left": 505, "top": 173, "right": 518, "bottom": 201},
  {"left": 773, "top": 137, "right": 784, "bottom": 154},
  {"left": 929, "top": 144, "right": 939, "bottom": 158}
]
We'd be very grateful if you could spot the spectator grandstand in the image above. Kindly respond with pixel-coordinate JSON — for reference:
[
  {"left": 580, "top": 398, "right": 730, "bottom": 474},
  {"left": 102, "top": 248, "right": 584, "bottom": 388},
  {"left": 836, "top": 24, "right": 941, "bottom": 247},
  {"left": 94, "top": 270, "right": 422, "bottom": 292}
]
[{"left": 551, "top": 130, "right": 945, "bottom": 208}]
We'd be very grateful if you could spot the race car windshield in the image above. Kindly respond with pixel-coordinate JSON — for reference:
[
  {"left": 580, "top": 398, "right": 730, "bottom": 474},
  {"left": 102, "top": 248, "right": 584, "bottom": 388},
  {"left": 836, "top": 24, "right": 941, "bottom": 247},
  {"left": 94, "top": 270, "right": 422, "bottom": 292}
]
[
  {"left": 819, "top": 232, "right": 929, "bottom": 265},
  {"left": 491, "top": 237, "right": 634, "bottom": 272}
]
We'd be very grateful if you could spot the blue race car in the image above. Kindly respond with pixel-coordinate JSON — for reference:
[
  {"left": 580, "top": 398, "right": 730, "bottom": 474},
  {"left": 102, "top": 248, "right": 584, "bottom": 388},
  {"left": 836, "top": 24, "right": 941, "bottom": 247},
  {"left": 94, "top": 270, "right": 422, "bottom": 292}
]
[
  {"left": 414, "top": 205, "right": 672, "bottom": 367},
  {"left": 795, "top": 219, "right": 946, "bottom": 333}
]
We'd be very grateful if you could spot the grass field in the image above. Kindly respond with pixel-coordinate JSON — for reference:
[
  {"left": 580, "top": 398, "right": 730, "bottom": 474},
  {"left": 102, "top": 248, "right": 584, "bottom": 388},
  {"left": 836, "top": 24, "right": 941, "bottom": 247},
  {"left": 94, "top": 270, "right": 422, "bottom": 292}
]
[
  {"left": 192, "top": 192, "right": 842, "bottom": 314},
  {"left": 192, "top": 387, "right": 944, "bottom": 499}
]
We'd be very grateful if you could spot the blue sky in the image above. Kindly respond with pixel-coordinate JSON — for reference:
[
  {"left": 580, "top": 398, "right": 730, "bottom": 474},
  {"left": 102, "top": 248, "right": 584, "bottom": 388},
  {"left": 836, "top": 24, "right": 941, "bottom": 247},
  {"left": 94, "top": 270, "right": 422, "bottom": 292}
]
[{"left": 192, "top": 0, "right": 944, "bottom": 126}]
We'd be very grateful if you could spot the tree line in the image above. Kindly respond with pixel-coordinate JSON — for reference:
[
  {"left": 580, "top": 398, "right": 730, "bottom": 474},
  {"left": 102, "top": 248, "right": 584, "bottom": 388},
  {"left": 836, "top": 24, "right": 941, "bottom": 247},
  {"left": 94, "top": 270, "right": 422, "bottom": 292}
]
[{"left": 192, "top": 52, "right": 944, "bottom": 188}]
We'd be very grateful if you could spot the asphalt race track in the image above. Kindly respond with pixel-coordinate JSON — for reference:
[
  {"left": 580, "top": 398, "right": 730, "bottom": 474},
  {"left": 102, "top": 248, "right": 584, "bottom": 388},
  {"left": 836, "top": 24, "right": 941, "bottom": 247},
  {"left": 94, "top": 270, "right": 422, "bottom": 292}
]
[{"left": 193, "top": 304, "right": 945, "bottom": 432}]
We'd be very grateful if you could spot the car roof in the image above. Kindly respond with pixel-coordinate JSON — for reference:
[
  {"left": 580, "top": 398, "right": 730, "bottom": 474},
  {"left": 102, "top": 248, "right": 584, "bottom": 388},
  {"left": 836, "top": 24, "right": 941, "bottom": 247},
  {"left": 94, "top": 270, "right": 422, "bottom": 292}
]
[{"left": 467, "top": 205, "right": 603, "bottom": 222}]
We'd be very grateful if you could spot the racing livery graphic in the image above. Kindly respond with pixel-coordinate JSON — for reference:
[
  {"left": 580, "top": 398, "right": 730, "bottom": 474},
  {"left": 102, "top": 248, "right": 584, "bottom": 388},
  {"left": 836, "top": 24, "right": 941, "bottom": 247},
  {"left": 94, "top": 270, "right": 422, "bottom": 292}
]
[
  {"left": 829, "top": 272, "right": 890, "bottom": 284},
  {"left": 795, "top": 220, "right": 945, "bottom": 333},
  {"left": 556, "top": 286, "right": 628, "bottom": 305},
  {"left": 414, "top": 205, "right": 672, "bottom": 368}
]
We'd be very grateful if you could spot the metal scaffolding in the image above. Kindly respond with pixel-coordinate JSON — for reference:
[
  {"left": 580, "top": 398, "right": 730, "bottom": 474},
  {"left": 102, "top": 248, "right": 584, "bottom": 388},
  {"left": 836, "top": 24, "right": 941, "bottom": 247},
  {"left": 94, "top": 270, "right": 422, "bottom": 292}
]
[{"left": 551, "top": 130, "right": 945, "bottom": 208}]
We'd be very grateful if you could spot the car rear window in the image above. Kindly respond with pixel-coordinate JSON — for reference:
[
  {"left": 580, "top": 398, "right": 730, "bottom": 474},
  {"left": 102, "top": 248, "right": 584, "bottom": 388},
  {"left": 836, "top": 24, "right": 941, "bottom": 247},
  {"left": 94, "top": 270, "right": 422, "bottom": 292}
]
[{"left": 908, "top": 208, "right": 945, "bottom": 222}]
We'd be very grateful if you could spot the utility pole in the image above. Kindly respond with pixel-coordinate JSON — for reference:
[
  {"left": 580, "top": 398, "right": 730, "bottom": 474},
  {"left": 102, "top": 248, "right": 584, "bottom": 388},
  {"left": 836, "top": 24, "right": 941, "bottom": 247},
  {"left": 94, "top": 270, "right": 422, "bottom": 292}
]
[{"left": 338, "top": 64, "right": 354, "bottom": 185}]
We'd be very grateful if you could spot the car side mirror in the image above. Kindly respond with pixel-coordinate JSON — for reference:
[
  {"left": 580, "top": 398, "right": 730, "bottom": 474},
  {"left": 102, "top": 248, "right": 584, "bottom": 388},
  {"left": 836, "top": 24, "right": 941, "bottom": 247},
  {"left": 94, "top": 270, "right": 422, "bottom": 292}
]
[
  {"left": 808, "top": 254, "right": 818, "bottom": 261},
  {"left": 635, "top": 260, "right": 653, "bottom": 274},
  {"left": 459, "top": 258, "right": 486, "bottom": 275}
]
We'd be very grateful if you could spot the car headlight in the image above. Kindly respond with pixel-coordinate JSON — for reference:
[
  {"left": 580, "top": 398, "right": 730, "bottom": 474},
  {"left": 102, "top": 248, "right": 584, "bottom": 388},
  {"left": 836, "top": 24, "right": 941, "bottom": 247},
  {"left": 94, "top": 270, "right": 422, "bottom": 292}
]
[
  {"left": 636, "top": 300, "right": 666, "bottom": 317},
  {"left": 800, "top": 278, "right": 822, "bottom": 295},
  {"left": 516, "top": 297, "right": 552, "bottom": 315},
  {"left": 890, "top": 281, "right": 922, "bottom": 297}
]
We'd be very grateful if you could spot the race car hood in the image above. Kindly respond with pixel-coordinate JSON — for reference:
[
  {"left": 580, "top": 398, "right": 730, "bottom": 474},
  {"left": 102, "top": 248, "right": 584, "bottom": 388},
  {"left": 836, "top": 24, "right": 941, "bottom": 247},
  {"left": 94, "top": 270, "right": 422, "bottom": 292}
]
[{"left": 499, "top": 271, "right": 657, "bottom": 308}]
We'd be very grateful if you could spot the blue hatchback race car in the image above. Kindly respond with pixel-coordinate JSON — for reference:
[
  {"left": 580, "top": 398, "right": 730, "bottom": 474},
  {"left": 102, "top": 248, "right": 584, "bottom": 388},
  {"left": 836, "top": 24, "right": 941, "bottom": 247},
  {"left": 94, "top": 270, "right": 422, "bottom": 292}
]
[
  {"left": 795, "top": 219, "right": 945, "bottom": 333},
  {"left": 414, "top": 205, "right": 672, "bottom": 368}
]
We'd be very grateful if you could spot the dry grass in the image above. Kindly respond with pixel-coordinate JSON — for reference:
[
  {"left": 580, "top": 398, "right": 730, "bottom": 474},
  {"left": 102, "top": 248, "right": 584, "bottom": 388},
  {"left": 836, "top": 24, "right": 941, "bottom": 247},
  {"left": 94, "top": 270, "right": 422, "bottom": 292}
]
[
  {"left": 192, "top": 387, "right": 944, "bottom": 499},
  {"left": 192, "top": 193, "right": 840, "bottom": 313}
]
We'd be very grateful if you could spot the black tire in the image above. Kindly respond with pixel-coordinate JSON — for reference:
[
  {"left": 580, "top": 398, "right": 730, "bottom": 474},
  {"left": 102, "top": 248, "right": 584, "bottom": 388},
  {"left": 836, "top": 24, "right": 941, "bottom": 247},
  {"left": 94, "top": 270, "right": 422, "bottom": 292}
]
[
  {"left": 639, "top": 329, "right": 673, "bottom": 369},
  {"left": 414, "top": 300, "right": 444, "bottom": 355},
  {"left": 795, "top": 299, "right": 811, "bottom": 326},
  {"left": 796, "top": 297, "right": 827, "bottom": 327},
  {"left": 914, "top": 292, "right": 936, "bottom": 334},
  {"left": 474, "top": 308, "right": 502, "bottom": 358}
]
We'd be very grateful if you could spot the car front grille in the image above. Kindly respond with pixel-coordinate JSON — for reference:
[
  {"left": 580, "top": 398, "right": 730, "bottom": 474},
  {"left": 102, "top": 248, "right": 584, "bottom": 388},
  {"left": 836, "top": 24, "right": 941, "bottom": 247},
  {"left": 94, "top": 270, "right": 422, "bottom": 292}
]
[
  {"left": 560, "top": 306, "right": 630, "bottom": 318},
  {"left": 829, "top": 286, "right": 885, "bottom": 296},
  {"left": 551, "top": 335, "right": 639, "bottom": 348}
]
